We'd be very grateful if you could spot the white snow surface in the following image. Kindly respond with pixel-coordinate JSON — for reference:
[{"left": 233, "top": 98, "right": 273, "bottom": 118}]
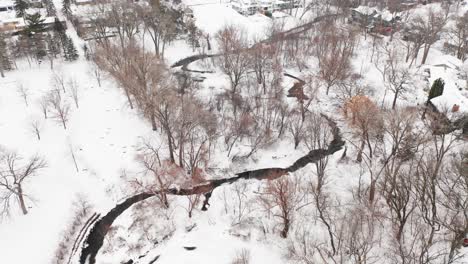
[{"left": 0, "top": 1, "right": 467, "bottom": 264}]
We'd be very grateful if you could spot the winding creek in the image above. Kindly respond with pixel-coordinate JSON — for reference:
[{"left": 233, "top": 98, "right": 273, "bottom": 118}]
[
  {"left": 79, "top": 115, "right": 344, "bottom": 264},
  {"left": 79, "top": 13, "right": 344, "bottom": 264}
]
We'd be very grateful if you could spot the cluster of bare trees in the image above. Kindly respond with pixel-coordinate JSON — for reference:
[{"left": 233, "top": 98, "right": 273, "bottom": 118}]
[
  {"left": 212, "top": 21, "right": 355, "bottom": 159},
  {"left": 84, "top": 0, "right": 183, "bottom": 60},
  {"left": 42, "top": 74, "right": 81, "bottom": 130},
  {"left": 76, "top": 3, "right": 468, "bottom": 262},
  {"left": 313, "top": 22, "right": 356, "bottom": 95},
  {"left": 449, "top": 11, "right": 468, "bottom": 60},
  {"left": 94, "top": 39, "right": 216, "bottom": 213},
  {"left": 404, "top": 7, "right": 449, "bottom": 65},
  {"left": 97, "top": 42, "right": 216, "bottom": 169},
  {"left": 273, "top": 107, "right": 467, "bottom": 263}
]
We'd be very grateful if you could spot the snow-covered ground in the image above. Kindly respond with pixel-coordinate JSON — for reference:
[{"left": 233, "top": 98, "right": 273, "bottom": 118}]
[{"left": 0, "top": 1, "right": 467, "bottom": 264}]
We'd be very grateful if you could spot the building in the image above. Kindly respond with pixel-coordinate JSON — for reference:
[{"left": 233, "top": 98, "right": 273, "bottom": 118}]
[
  {"left": 0, "top": 16, "right": 66, "bottom": 33},
  {"left": 231, "top": 0, "right": 301, "bottom": 16},
  {"left": 231, "top": 0, "right": 258, "bottom": 15},
  {"left": 350, "top": 6, "right": 401, "bottom": 35},
  {"left": 0, "top": 0, "right": 14, "bottom": 13},
  {"left": 424, "top": 60, "right": 468, "bottom": 136}
]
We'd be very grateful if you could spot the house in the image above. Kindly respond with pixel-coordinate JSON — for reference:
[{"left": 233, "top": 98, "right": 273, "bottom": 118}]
[
  {"left": 350, "top": 6, "right": 401, "bottom": 34},
  {"left": 231, "top": 0, "right": 259, "bottom": 16},
  {"left": 0, "top": 16, "right": 66, "bottom": 34},
  {"left": 350, "top": 6, "right": 380, "bottom": 25},
  {"left": 0, "top": 0, "right": 14, "bottom": 13},
  {"left": 231, "top": 0, "right": 301, "bottom": 16},
  {"left": 0, "top": 18, "right": 21, "bottom": 32},
  {"left": 424, "top": 62, "right": 468, "bottom": 135}
]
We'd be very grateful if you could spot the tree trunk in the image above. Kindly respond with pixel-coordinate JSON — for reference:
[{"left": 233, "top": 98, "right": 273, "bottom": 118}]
[
  {"left": 124, "top": 88, "right": 134, "bottom": 109},
  {"left": 17, "top": 184, "right": 28, "bottom": 215},
  {"left": 0, "top": 62, "right": 4, "bottom": 78},
  {"left": 392, "top": 90, "right": 399, "bottom": 110},
  {"left": 421, "top": 44, "right": 430, "bottom": 65},
  {"left": 151, "top": 112, "right": 157, "bottom": 131},
  {"left": 179, "top": 139, "right": 184, "bottom": 169},
  {"left": 280, "top": 217, "right": 290, "bottom": 238},
  {"left": 167, "top": 132, "right": 175, "bottom": 164},
  {"left": 356, "top": 138, "right": 365, "bottom": 162},
  {"left": 369, "top": 179, "right": 376, "bottom": 203}
]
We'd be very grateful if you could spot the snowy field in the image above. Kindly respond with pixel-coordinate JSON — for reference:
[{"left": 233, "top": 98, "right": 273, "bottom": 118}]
[{"left": 0, "top": 0, "right": 467, "bottom": 264}]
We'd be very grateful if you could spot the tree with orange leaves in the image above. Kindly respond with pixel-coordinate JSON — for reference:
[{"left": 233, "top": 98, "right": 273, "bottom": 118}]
[{"left": 343, "top": 95, "right": 382, "bottom": 162}]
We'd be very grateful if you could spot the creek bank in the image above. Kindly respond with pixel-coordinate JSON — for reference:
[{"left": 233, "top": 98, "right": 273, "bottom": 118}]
[{"left": 79, "top": 115, "right": 344, "bottom": 264}]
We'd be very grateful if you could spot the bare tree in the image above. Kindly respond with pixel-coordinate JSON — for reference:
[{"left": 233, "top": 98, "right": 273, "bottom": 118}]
[
  {"left": 230, "top": 181, "right": 252, "bottom": 225},
  {"left": 231, "top": 248, "right": 250, "bottom": 264},
  {"left": 216, "top": 25, "right": 251, "bottom": 96},
  {"left": 176, "top": 97, "right": 217, "bottom": 173},
  {"left": 17, "top": 83, "right": 29, "bottom": 107},
  {"left": 107, "top": 1, "right": 141, "bottom": 49},
  {"left": 449, "top": 11, "right": 468, "bottom": 60},
  {"left": 411, "top": 133, "right": 457, "bottom": 262},
  {"left": 408, "top": 8, "right": 448, "bottom": 65},
  {"left": 303, "top": 113, "right": 338, "bottom": 255},
  {"left": 338, "top": 204, "right": 381, "bottom": 264},
  {"left": 0, "top": 150, "right": 46, "bottom": 216},
  {"left": 438, "top": 151, "right": 468, "bottom": 263},
  {"left": 30, "top": 119, "right": 42, "bottom": 140},
  {"left": 335, "top": 74, "right": 370, "bottom": 105},
  {"left": 48, "top": 92, "right": 71, "bottom": 130},
  {"left": 39, "top": 94, "right": 49, "bottom": 119},
  {"left": 249, "top": 39, "right": 281, "bottom": 94},
  {"left": 134, "top": 143, "right": 171, "bottom": 208},
  {"left": 185, "top": 193, "right": 201, "bottom": 218},
  {"left": 314, "top": 22, "right": 355, "bottom": 95},
  {"left": 288, "top": 109, "right": 305, "bottom": 149},
  {"left": 258, "top": 177, "right": 304, "bottom": 238},
  {"left": 373, "top": 41, "right": 412, "bottom": 109},
  {"left": 89, "top": 60, "right": 102, "bottom": 87},
  {"left": 142, "top": 2, "right": 177, "bottom": 58},
  {"left": 94, "top": 43, "right": 134, "bottom": 109},
  {"left": 53, "top": 71, "right": 67, "bottom": 93},
  {"left": 68, "top": 78, "right": 79, "bottom": 109}
]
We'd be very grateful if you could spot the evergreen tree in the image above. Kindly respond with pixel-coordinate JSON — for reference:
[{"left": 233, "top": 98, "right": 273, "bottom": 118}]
[
  {"left": 14, "top": 0, "right": 28, "bottom": 18},
  {"left": 63, "top": 35, "right": 79, "bottom": 61},
  {"left": 25, "top": 12, "right": 45, "bottom": 35},
  {"left": 428, "top": 78, "right": 445, "bottom": 100}
]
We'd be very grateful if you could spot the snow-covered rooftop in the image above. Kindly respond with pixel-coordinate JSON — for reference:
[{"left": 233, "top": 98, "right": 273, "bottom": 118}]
[
  {"left": 0, "top": 0, "right": 14, "bottom": 8},
  {"left": 427, "top": 63, "right": 468, "bottom": 119},
  {"left": 352, "top": 6, "right": 379, "bottom": 15}
]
